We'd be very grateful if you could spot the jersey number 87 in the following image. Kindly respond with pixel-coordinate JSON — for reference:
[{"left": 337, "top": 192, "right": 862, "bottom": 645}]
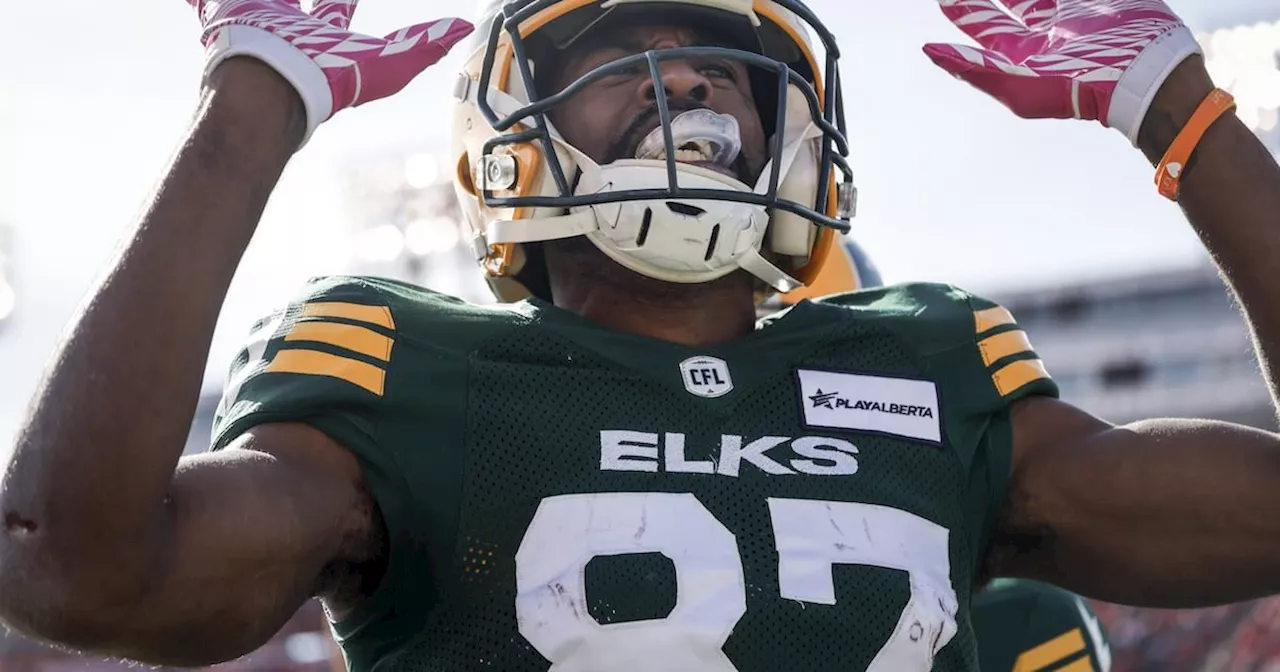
[{"left": 515, "top": 492, "right": 959, "bottom": 671}]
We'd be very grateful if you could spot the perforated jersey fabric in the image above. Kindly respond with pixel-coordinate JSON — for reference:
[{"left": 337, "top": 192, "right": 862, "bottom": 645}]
[{"left": 211, "top": 276, "right": 1057, "bottom": 672}]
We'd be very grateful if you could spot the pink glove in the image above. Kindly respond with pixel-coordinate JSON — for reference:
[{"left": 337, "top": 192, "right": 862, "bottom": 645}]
[
  {"left": 924, "top": 0, "right": 1202, "bottom": 145},
  {"left": 189, "top": 0, "right": 474, "bottom": 146}
]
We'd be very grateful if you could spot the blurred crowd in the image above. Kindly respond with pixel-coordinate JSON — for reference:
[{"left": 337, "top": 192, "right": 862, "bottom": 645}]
[{"left": 1094, "top": 598, "right": 1280, "bottom": 671}]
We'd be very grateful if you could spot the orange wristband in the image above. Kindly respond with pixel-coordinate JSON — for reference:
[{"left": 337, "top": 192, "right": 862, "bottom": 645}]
[{"left": 1154, "top": 88, "right": 1236, "bottom": 201}]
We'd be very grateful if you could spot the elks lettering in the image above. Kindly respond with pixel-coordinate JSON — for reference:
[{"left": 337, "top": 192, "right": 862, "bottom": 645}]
[{"left": 599, "top": 430, "right": 859, "bottom": 477}]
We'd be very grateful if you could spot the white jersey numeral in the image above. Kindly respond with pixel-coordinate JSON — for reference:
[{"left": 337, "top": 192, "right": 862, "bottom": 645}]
[
  {"left": 515, "top": 493, "right": 957, "bottom": 671},
  {"left": 768, "top": 498, "right": 957, "bottom": 671}
]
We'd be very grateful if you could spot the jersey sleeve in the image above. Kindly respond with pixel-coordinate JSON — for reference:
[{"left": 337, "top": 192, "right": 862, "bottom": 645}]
[
  {"left": 209, "top": 276, "right": 419, "bottom": 649},
  {"left": 972, "top": 579, "right": 1112, "bottom": 672},
  {"left": 212, "top": 275, "right": 399, "bottom": 458},
  {"left": 888, "top": 284, "right": 1059, "bottom": 577},
  {"left": 932, "top": 289, "right": 1059, "bottom": 422}
]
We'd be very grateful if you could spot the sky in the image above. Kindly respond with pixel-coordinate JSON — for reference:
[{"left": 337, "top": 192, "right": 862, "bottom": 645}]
[{"left": 0, "top": 0, "right": 1276, "bottom": 450}]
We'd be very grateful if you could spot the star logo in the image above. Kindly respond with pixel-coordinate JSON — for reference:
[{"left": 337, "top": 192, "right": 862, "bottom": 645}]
[{"left": 808, "top": 389, "right": 839, "bottom": 409}]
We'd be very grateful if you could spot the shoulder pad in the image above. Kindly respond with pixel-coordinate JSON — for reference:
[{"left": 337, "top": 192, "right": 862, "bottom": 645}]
[
  {"left": 211, "top": 275, "right": 527, "bottom": 449},
  {"left": 810, "top": 282, "right": 1056, "bottom": 410}
]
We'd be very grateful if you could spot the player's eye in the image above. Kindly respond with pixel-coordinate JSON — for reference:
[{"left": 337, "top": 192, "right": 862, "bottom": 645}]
[
  {"left": 698, "top": 63, "right": 736, "bottom": 81},
  {"left": 598, "top": 60, "right": 646, "bottom": 82}
]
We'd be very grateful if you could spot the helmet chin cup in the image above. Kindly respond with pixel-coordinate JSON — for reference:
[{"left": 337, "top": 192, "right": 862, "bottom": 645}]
[{"left": 578, "top": 159, "right": 771, "bottom": 284}]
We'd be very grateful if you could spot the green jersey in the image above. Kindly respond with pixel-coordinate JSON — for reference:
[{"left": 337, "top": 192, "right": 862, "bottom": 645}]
[
  {"left": 973, "top": 579, "right": 1112, "bottom": 672},
  {"left": 211, "top": 276, "right": 1057, "bottom": 672}
]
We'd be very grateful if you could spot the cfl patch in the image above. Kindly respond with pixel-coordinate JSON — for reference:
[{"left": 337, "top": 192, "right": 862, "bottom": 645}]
[{"left": 796, "top": 369, "right": 942, "bottom": 444}]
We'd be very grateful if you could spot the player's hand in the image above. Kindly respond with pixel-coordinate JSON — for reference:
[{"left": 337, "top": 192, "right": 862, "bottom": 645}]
[
  {"left": 188, "top": 0, "right": 474, "bottom": 146},
  {"left": 923, "top": 0, "right": 1202, "bottom": 145}
]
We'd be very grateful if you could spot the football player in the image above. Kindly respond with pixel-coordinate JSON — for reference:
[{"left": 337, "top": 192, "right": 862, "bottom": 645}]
[{"left": 1, "top": 0, "right": 1278, "bottom": 671}]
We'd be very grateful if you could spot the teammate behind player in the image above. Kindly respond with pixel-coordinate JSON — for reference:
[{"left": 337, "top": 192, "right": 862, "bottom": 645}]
[
  {"left": 2, "top": 1, "right": 1280, "bottom": 671},
  {"left": 974, "top": 579, "right": 1112, "bottom": 672}
]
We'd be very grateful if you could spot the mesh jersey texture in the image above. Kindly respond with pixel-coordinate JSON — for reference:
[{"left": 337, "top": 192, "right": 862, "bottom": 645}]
[
  {"left": 211, "top": 275, "right": 1058, "bottom": 672},
  {"left": 973, "top": 579, "right": 1112, "bottom": 672}
]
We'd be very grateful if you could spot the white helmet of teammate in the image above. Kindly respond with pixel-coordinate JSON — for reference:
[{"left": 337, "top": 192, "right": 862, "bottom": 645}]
[{"left": 449, "top": 0, "right": 856, "bottom": 302}]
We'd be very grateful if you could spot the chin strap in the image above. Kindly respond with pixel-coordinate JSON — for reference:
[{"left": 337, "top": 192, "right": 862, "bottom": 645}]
[
  {"left": 487, "top": 210, "right": 597, "bottom": 243},
  {"left": 739, "top": 249, "right": 803, "bottom": 292}
]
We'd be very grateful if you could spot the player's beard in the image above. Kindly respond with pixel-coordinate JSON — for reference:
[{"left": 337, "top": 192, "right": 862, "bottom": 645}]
[{"left": 540, "top": 235, "right": 756, "bottom": 309}]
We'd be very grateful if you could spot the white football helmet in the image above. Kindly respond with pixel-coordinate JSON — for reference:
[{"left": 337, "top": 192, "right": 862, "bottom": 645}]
[{"left": 449, "top": 0, "right": 855, "bottom": 302}]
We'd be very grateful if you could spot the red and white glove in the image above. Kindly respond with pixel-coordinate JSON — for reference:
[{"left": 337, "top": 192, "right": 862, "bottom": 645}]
[
  {"left": 924, "top": 0, "right": 1202, "bottom": 145},
  {"left": 188, "top": 0, "right": 474, "bottom": 146}
]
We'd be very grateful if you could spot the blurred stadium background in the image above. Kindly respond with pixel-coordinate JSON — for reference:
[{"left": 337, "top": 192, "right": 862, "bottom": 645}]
[{"left": 2, "top": 2, "right": 1280, "bottom": 671}]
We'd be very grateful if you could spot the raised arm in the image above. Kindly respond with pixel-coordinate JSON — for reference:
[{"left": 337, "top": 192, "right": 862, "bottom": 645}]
[
  {"left": 989, "top": 55, "right": 1280, "bottom": 604},
  {"left": 4, "top": 421, "right": 381, "bottom": 665},
  {"left": 924, "top": 0, "right": 1280, "bottom": 606},
  {"left": 0, "top": 0, "right": 470, "bottom": 662},
  {"left": 0, "top": 59, "right": 360, "bottom": 665}
]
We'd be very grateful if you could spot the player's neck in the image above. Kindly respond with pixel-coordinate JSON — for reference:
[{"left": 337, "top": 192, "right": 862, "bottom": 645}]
[
  {"left": 544, "top": 242, "right": 758, "bottom": 347},
  {"left": 559, "top": 290, "right": 757, "bottom": 347}
]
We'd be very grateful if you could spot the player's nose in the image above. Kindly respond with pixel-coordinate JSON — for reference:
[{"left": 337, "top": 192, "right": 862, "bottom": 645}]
[{"left": 637, "top": 58, "right": 711, "bottom": 106}]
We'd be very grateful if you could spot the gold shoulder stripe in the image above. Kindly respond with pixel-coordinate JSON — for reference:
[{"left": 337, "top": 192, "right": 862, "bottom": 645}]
[
  {"left": 267, "top": 349, "right": 386, "bottom": 396},
  {"left": 1056, "top": 655, "right": 1096, "bottom": 672},
  {"left": 978, "top": 329, "right": 1035, "bottom": 368},
  {"left": 302, "top": 301, "right": 395, "bottom": 330},
  {"left": 285, "top": 321, "right": 394, "bottom": 362},
  {"left": 974, "top": 305, "right": 1015, "bottom": 334},
  {"left": 993, "top": 358, "right": 1051, "bottom": 397},
  {"left": 1012, "top": 627, "right": 1086, "bottom": 672}
]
